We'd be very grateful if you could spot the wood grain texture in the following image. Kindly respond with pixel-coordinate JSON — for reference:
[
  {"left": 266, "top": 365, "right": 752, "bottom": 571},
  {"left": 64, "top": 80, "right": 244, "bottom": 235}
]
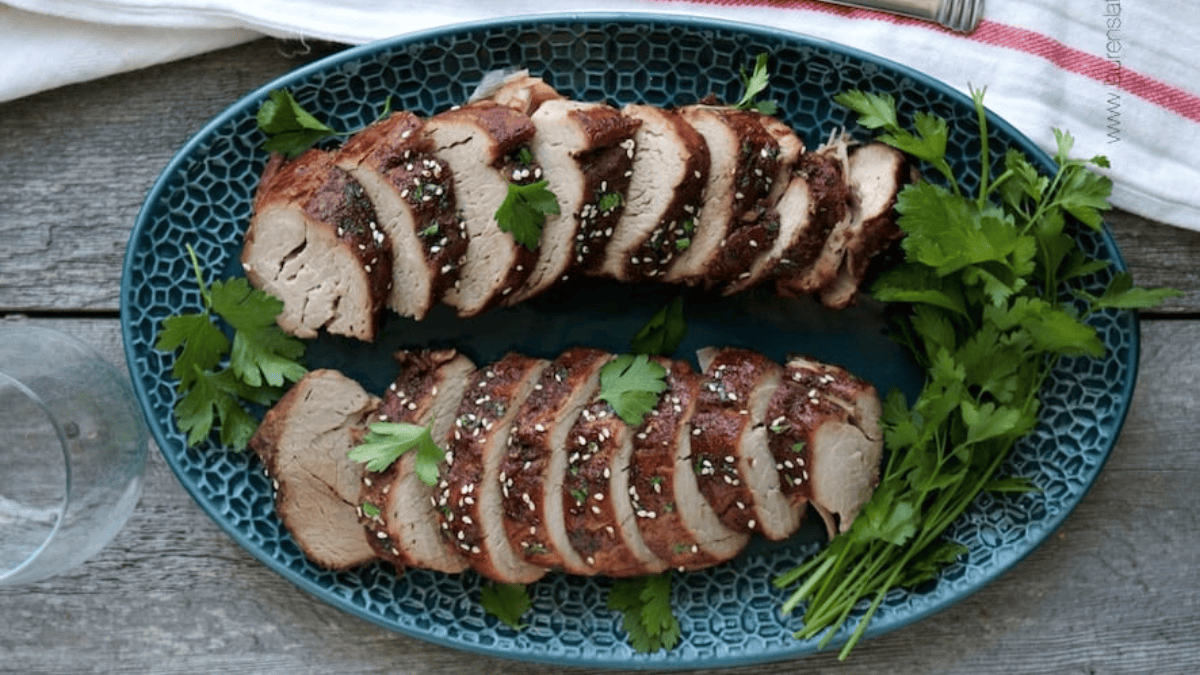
[
  {"left": 0, "top": 39, "right": 341, "bottom": 313},
  {"left": 0, "top": 318, "right": 1195, "bottom": 675}
]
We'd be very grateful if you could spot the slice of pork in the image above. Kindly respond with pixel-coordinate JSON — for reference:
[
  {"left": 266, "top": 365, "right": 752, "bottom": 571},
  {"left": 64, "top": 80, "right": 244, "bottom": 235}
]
[
  {"left": 818, "top": 142, "right": 911, "bottom": 308},
  {"left": 506, "top": 100, "right": 640, "bottom": 303},
  {"left": 600, "top": 104, "right": 709, "bottom": 282},
  {"left": 773, "top": 136, "right": 856, "bottom": 299},
  {"left": 723, "top": 174, "right": 810, "bottom": 295},
  {"left": 562, "top": 382, "right": 668, "bottom": 577},
  {"left": 249, "top": 369, "right": 379, "bottom": 570},
  {"left": 242, "top": 149, "right": 392, "bottom": 341},
  {"left": 628, "top": 357, "right": 749, "bottom": 571},
  {"left": 358, "top": 349, "right": 475, "bottom": 574},
  {"left": 693, "top": 110, "right": 803, "bottom": 286},
  {"left": 426, "top": 102, "right": 541, "bottom": 316},
  {"left": 499, "top": 348, "right": 610, "bottom": 573},
  {"left": 335, "top": 111, "right": 467, "bottom": 320},
  {"left": 692, "top": 347, "right": 800, "bottom": 541},
  {"left": 770, "top": 356, "right": 883, "bottom": 538},
  {"left": 436, "top": 352, "right": 550, "bottom": 583},
  {"left": 664, "top": 106, "right": 779, "bottom": 285}
]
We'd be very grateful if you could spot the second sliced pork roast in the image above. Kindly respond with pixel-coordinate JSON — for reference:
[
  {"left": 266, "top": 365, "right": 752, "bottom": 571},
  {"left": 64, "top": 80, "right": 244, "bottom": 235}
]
[{"left": 257, "top": 346, "right": 883, "bottom": 581}]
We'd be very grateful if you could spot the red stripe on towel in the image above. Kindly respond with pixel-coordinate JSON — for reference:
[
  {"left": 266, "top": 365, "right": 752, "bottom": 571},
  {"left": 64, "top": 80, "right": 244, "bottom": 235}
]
[{"left": 653, "top": 0, "right": 1200, "bottom": 122}]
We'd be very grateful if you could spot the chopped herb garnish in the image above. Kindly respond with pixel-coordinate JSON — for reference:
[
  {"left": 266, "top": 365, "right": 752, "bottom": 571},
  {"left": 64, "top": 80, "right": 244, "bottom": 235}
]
[
  {"left": 348, "top": 421, "right": 445, "bottom": 486},
  {"left": 598, "top": 191, "right": 623, "bottom": 212},
  {"left": 255, "top": 89, "right": 392, "bottom": 158},
  {"left": 495, "top": 179, "right": 560, "bottom": 249},
  {"left": 480, "top": 583, "right": 533, "bottom": 631},
  {"left": 597, "top": 354, "right": 669, "bottom": 426},
  {"left": 361, "top": 502, "right": 381, "bottom": 518}
]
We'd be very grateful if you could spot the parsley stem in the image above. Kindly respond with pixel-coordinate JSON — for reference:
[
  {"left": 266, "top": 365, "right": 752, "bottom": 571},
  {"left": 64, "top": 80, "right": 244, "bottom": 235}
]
[
  {"left": 186, "top": 244, "right": 212, "bottom": 310},
  {"left": 971, "top": 86, "right": 991, "bottom": 209}
]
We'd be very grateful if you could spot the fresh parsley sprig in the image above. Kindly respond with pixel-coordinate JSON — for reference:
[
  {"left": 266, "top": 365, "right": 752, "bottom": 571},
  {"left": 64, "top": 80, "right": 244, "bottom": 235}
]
[
  {"left": 256, "top": 89, "right": 392, "bottom": 158},
  {"left": 733, "top": 53, "right": 778, "bottom": 115},
  {"left": 774, "top": 89, "right": 1181, "bottom": 659},
  {"left": 495, "top": 179, "right": 560, "bottom": 249},
  {"left": 630, "top": 296, "right": 688, "bottom": 357},
  {"left": 155, "top": 246, "right": 307, "bottom": 450},
  {"left": 607, "top": 574, "right": 682, "bottom": 653},
  {"left": 597, "top": 354, "right": 669, "bottom": 427},
  {"left": 480, "top": 582, "right": 534, "bottom": 631},
  {"left": 347, "top": 421, "right": 445, "bottom": 486}
]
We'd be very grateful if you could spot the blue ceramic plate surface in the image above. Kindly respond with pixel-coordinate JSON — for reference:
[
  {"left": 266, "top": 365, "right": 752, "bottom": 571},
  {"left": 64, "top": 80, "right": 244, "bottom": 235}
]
[{"left": 121, "top": 13, "right": 1138, "bottom": 669}]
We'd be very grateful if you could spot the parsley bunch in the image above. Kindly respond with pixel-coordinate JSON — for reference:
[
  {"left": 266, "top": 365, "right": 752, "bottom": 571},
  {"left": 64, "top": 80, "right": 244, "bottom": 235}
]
[
  {"left": 156, "top": 246, "right": 308, "bottom": 450},
  {"left": 773, "top": 89, "right": 1181, "bottom": 658}
]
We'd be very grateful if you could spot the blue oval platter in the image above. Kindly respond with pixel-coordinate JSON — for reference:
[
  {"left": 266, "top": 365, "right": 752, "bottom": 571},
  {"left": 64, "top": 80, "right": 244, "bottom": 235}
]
[{"left": 120, "top": 13, "right": 1139, "bottom": 670}]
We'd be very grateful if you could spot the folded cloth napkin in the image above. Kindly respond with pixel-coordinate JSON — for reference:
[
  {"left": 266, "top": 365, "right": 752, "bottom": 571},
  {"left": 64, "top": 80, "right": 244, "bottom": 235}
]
[{"left": 3, "top": 0, "right": 1198, "bottom": 231}]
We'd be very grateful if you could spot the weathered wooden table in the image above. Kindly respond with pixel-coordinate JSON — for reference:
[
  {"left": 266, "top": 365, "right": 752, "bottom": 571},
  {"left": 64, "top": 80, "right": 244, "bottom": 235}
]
[{"left": 1, "top": 37, "right": 1197, "bottom": 675}]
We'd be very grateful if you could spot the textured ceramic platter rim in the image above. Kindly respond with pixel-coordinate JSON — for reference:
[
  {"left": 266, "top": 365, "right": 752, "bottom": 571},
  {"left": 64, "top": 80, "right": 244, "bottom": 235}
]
[{"left": 120, "top": 13, "right": 1140, "bottom": 669}]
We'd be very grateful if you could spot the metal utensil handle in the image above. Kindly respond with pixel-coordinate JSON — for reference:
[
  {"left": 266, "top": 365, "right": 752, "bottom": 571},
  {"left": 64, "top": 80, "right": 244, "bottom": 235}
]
[{"left": 823, "top": 0, "right": 985, "bottom": 33}]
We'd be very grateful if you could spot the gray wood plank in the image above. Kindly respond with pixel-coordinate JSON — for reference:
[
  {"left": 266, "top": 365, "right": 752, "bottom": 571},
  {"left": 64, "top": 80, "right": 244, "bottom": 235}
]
[{"left": 0, "top": 317, "right": 1195, "bottom": 674}]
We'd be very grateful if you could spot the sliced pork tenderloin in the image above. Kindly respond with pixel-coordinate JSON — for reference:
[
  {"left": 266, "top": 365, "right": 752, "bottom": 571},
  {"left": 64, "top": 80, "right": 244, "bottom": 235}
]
[
  {"left": 768, "top": 356, "right": 883, "bottom": 538},
  {"left": 691, "top": 347, "right": 801, "bottom": 541},
  {"left": 600, "top": 104, "right": 709, "bottom": 282},
  {"left": 335, "top": 111, "right": 466, "bottom": 321},
  {"left": 249, "top": 369, "right": 380, "bottom": 570},
  {"left": 499, "top": 348, "right": 611, "bottom": 573},
  {"left": 818, "top": 142, "right": 912, "bottom": 308},
  {"left": 358, "top": 349, "right": 475, "bottom": 574},
  {"left": 700, "top": 111, "right": 804, "bottom": 287},
  {"left": 727, "top": 147, "right": 850, "bottom": 295},
  {"left": 561, "top": 382, "right": 668, "bottom": 577},
  {"left": 426, "top": 102, "right": 542, "bottom": 316},
  {"left": 664, "top": 106, "right": 779, "bottom": 285},
  {"left": 506, "top": 100, "right": 640, "bottom": 303},
  {"left": 242, "top": 149, "right": 392, "bottom": 341},
  {"left": 436, "top": 352, "right": 550, "bottom": 583},
  {"left": 627, "top": 357, "right": 749, "bottom": 571},
  {"left": 774, "top": 135, "right": 856, "bottom": 298}
]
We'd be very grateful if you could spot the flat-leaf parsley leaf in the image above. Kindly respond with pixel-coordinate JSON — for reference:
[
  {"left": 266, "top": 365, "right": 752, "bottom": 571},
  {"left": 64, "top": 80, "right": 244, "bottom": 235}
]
[
  {"left": 256, "top": 89, "right": 392, "bottom": 158},
  {"left": 597, "top": 354, "right": 668, "bottom": 426},
  {"left": 480, "top": 583, "right": 533, "bottom": 631},
  {"left": 495, "top": 179, "right": 560, "bottom": 249},
  {"left": 608, "top": 574, "right": 682, "bottom": 653},
  {"left": 348, "top": 421, "right": 446, "bottom": 486}
]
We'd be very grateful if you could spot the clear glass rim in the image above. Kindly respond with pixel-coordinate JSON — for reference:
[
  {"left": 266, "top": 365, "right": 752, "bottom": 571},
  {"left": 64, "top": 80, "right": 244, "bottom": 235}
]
[{"left": 0, "top": 368, "right": 72, "bottom": 583}]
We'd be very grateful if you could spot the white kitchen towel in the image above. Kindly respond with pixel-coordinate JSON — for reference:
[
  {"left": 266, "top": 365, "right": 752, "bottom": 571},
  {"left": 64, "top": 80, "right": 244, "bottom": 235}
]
[{"left": 3, "top": 0, "right": 1198, "bottom": 231}]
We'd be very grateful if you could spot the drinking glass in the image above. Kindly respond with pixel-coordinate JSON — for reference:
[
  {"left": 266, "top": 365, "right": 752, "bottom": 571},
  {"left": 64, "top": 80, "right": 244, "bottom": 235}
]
[{"left": 0, "top": 324, "right": 148, "bottom": 586}]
